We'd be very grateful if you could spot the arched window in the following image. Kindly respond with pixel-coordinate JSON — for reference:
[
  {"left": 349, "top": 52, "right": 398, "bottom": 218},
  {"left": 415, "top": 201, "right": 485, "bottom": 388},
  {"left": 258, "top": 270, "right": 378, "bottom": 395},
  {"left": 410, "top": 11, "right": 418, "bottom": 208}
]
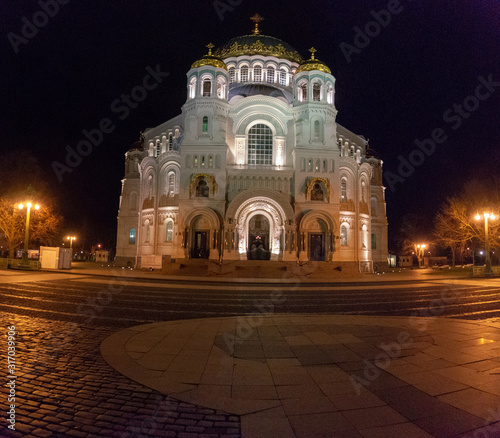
[
  {"left": 129, "top": 228, "right": 136, "bottom": 244},
  {"left": 168, "top": 133, "right": 173, "bottom": 150},
  {"left": 168, "top": 173, "right": 175, "bottom": 195},
  {"left": 308, "top": 159, "right": 313, "bottom": 172},
  {"left": 229, "top": 67, "right": 235, "bottom": 83},
  {"left": 208, "top": 155, "right": 213, "bottom": 167},
  {"left": 247, "top": 124, "right": 273, "bottom": 165},
  {"left": 202, "top": 78, "right": 211, "bottom": 96},
  {"left": 327, "top": 83, "right": 334, "bottom": 104},
  {"left": 202, "top": 116, "right": 208, "bottom": 133},
  {"left": 313, "top": 83, "right": 321, "bottom": 101},
  {"left": 193, "top": 155, "right": 198, "bottom": 167},
  {"left": 280, "top": 68, "right": 287, "bottom": 86},
  {"left": 201, "top": 155, "right": 205, "bottom": 167},
  {"left": 314, "top": 120, "right": 320, "bottom": 139},
  {"left": 267, "top": 66, "right": 275, "bottom": 83},
  {"left": 371, "top": 199, "right": 377, "bottom": 216},
  {"left": 156, "top": 140, "right": 161, "bottom": 156},
  {"left": 254, "top": 65, "right": 262, "bottom": 82},
  {"left": 315, "top": 159, "right": 320, "bottom": 172},
  {"left": 299, "top": 82, "right": 307, "bottom": 102},
  {"left": 145, "top": 221, "right": 150, "bottom": 242},
  {"left": 361, "top": 181, "right": 366, "bottom": 203},
  {"left": 341, "top": 178, "right": 347, "bottom": 202},
  {"left": 322, "top": 159, "right": 327, "bottom": 172},
  {"left": 166, "top": 220, "right": 173, "bottom": 242},
  {"left": 189, "top": 77, "right": 197, "bottom": 99},
  {"left": 371, "top": 233, "right": 377, "bottom": 250},
  {"left": 240, "top": 66, "right": 249, "bottom": 83},
  {"left": 341, "top": 225, "right": 348, "bottom": 246}
]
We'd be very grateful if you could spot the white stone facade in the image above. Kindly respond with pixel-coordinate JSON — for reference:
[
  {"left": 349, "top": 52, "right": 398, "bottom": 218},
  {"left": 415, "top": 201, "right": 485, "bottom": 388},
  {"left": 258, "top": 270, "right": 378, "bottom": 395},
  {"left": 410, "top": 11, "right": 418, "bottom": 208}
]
[{"left": 116, "top": 29, "right": 388, "bottom": 272}]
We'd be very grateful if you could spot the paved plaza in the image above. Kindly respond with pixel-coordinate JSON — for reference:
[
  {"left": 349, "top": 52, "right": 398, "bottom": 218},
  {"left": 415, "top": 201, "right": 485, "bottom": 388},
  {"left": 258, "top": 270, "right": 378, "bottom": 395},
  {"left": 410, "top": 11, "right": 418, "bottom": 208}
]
[{"left": 102, "top": 314, "right": 500, "bottom": 437}]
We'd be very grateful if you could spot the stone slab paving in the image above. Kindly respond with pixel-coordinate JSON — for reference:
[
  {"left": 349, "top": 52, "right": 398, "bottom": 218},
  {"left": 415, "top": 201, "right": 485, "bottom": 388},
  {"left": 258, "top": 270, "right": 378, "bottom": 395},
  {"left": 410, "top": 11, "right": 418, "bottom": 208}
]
[{"left": 101, "top": 315, "right": 500, "bottom": 437}]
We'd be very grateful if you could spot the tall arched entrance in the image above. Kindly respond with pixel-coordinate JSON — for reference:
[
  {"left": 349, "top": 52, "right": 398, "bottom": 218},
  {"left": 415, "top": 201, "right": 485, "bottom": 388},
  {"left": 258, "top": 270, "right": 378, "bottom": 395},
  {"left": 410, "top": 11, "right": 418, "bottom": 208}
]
[
  {"left": 225, "top": 189, "right": 295, "bottom": 261},
  {"left": 184, "top": 208, "right": 221, "bottom": 260}
]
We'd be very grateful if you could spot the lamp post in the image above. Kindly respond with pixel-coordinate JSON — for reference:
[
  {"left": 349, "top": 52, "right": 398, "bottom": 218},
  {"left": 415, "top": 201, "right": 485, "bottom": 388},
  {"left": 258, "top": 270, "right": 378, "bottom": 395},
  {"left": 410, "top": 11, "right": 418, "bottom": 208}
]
[
  {"left": 66, "top": 236, "right": 76, "bottom": 261},
  {"left": 415, "top": 243, "right": 426, "bottom": 268},
  {"left": 475, "top": 212, "right": 496, "bottom": 276},
  {"left": 18, "top": 202, "right": 39, "bottom": 266}
]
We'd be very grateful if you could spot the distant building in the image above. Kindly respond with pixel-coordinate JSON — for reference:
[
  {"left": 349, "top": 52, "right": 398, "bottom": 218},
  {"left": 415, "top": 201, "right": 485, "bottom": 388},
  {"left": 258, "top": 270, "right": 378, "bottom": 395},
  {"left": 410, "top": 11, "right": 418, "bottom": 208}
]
[
  {"left": 399, "top": 255, "right": 414, "bottom": 267},
  {"left": 94, "top": 250, "right": 110, "bottom": 263},
  {"left": 116, "top": 16, "right": 388, "bottom": 272}
]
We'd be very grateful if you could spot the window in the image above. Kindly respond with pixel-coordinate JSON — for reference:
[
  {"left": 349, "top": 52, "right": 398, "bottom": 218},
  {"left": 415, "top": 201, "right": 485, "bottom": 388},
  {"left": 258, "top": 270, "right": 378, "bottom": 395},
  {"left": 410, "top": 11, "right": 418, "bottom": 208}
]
[
  {"left": 308, "top": 159, "right": 313, "bottom": 172},
  {"left": 145, "top": 222, "right": 150, "bottom": 242},
  {"left": 168, "top": 173, "right": 175, "bottom": 195},
  {"left": 129, "top": 228, "right": 136, "bottom": 244},
  {"left": 241, "top": 66, "right": 249, "bottom": 83},
  {"left": 361, "top": 181, "right": 366, "bottom": 203},
  {"left": 166, "top": 220, "right": 173, "bottom": 242},
  {"left": 371, "top": 233, "right": 377, "bottom": 250},
  {"left": 203, "top": 79, "right": 211, "bottom": 96},
  {"left": 254, "top": 65, "right": 262, "bottom": 82},
  {"left": 267, "top": 67, "right": 275, "bottom": 83},
  {"left": 341, "top": 226, "right": 348, "bottom": 246},
  {"left": 300, "top": 82, "right": 307, "bottom": 102},
  {"left": 209, "top": 155, "right": 213, "bottom": 167},
  {"left": 315, "top": 159, "right": 320, "bottom": 172},
  {"left": 314, "top": 120, "right": 320, "bottom": 139},
  {"left": 202, "top": 116, "right": 208, "bottom": 133},
  {"left": 168, "top": 133, "right": 173, "bottom": 150},
  {"left": 229, "top": 67, "right": 235, "bottom": 83},
  {"left": 194, "top": 155, "right": 198, "bottom": 167},
  {"left": 156, "top": 140, "right": 160, "bottom": 156},
  {"left": 280, "top": 68, "right": 287, "bottom": 86},
  {"left": 247, "top": 124, "right": 273, "bottom": 165},
  {"left": 322, "top": 159, "right": 327, "bottom": 172},
  {"left": 313, "top": 83, "right": 321, "bottom": 101},
  {"left": 341, "top": 178, "right": 347, "bottom": 202}
]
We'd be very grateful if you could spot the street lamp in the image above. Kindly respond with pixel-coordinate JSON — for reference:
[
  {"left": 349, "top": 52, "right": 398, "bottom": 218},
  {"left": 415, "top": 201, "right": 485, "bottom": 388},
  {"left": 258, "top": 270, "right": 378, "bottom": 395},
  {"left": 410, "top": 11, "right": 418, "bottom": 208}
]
[
  {"left": 66, "top": 236, "right": 76, "bottom": 256},
  {"left": 18, "top": 202, "right": 40, "bottom": 266},
  {"left": 475, "top": 212, "right": 496, "bottom": 275},
  {"left": 415, "top": 244, "right": 426, "bottom": 268}
]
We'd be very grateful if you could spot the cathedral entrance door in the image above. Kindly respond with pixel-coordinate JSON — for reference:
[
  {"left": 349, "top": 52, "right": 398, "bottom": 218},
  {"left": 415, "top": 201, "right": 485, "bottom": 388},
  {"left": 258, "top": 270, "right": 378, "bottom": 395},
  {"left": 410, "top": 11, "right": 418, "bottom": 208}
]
[
  {"left": 192, "top": 231, "right": 209, "bottom": 259},
  {"left": 247, "top": 214, "right": 271, "bottom": 260},
  {"left": 309, "top": 233, "right": 325, "bottom": 261}
]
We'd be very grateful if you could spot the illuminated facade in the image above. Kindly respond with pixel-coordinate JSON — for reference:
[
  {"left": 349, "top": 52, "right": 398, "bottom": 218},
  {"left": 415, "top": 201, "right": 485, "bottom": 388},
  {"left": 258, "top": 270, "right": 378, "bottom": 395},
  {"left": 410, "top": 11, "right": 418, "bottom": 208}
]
[{"left": 116, "top": 16, "right": 388, "bottom": 272}]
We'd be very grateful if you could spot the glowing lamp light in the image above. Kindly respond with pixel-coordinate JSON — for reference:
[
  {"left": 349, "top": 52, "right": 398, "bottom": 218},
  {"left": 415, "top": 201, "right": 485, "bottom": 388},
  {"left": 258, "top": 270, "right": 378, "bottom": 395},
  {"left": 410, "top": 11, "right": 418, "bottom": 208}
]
[{"left": 475, "top": 214, "right": 481, "bottom": 220}]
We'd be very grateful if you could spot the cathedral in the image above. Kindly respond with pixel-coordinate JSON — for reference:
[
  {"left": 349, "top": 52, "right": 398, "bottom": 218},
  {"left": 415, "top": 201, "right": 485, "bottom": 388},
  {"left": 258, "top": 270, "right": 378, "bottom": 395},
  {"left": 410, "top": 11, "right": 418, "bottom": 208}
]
[{"left": 115, "top": 15, "right": 388, "bottom": 273}]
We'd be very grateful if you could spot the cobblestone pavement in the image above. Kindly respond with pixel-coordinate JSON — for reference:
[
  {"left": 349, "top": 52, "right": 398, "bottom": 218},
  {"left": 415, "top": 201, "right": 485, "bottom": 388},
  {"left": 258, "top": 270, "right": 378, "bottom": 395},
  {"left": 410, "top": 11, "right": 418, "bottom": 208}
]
[{"left": 1, "top": 313, "right": 241, "bottom": 437}]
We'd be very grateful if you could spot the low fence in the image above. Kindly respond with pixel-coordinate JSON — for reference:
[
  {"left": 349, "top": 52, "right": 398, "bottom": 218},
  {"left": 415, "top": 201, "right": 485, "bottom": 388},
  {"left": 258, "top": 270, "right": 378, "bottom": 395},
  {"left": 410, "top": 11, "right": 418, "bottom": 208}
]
[
  {"left": 473, "top": 266, "right": 500, "bottom": 277},
  {"left": 0, "top": 258, "right": 41, "bottom": 270}
]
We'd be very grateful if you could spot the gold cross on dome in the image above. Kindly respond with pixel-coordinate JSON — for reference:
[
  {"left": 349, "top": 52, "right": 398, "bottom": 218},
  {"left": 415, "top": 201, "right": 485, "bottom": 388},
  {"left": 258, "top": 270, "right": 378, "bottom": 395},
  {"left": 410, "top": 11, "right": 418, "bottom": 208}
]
[
  {"left": 309, "top": 47, "right": 317, "bottom": 60},
  {"left": 206, "top": 43, "right": 214, "bottom": 56},
  {"left": 250, "top": 13, "right": 264, "bottom": 35}
]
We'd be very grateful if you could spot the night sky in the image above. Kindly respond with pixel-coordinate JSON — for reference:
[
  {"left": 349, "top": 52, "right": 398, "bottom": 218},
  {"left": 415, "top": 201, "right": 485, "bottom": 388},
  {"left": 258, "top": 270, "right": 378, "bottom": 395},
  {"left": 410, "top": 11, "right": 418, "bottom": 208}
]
[{"left": 2, "top": 0, "right": 500, "bottom": 251}]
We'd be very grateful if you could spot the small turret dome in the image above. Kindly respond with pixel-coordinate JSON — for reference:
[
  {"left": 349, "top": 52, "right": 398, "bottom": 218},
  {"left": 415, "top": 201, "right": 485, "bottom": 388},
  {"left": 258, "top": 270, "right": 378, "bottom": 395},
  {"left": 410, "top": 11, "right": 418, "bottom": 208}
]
[
  {"left": 296, "top": 47, "right": 331, "bottom": 74},
  {"left": 191, "top": 43, "right": 228, "bottom": 70}
]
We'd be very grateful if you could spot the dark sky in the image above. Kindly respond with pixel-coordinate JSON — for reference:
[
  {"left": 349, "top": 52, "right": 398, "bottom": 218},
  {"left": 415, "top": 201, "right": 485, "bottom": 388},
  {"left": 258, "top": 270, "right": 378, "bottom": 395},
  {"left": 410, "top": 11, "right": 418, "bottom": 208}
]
[{"left": 2, "top": 0, "right": 500, "bottom": 250}]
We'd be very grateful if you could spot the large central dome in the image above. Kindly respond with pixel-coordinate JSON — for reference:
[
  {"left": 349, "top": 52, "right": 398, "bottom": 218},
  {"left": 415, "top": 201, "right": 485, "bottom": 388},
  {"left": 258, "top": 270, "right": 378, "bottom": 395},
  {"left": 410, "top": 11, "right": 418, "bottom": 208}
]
[{"left": 214, "top": 34, "right": 303, "bottom": 64}]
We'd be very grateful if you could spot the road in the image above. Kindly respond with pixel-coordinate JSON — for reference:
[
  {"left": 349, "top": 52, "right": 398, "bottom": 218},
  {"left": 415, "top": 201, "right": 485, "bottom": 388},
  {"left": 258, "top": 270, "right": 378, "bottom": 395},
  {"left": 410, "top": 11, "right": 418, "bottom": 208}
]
[{"left": 1, "top": 271, "right": 500, "bottom": 437}]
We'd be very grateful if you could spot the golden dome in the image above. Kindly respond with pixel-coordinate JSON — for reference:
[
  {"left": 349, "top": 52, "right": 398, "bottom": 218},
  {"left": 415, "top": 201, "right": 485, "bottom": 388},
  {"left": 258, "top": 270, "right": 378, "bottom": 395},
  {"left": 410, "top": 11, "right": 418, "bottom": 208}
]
[
  {"left": 191, "top": 43, "right": 228, "bottom": 70},
  {"left": 296, "top": 47, "right": 331, "bottom": 74}
]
